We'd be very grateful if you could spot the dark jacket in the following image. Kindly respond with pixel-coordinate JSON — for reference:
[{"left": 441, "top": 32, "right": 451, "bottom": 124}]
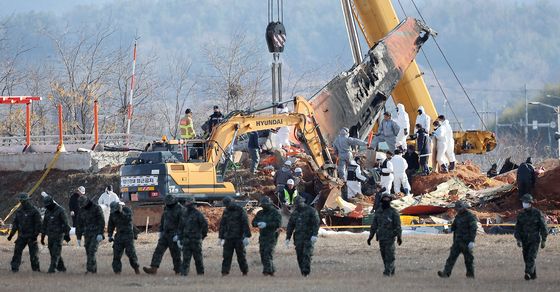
[
  {"left": 514, "top": 207, "right": 548, "bottom": 244},
  {"left": 159, "top": 203, "right": 184, "bottom": 234},
  {"left": 252, "top": 206, "right": 282, "bottom": 238},
  {"left": 107, "top": 206, "right": 135, "bottom": 241},
  {"left": 248, "top": 131, "right": 260, "bottom": 150},
  {"left": 9, "top": 202, "right": 41, "bottom": 239},
  {"left": 450, "top": 210, "right": 478, "bottom": 243},
  {"left": 208, "top": 111, "right": 224, "bottom": 129},
  {"left": 69, "top": 192, "right": 81, "bottom": 215},
  {"left": 414, "top": 128, "right": 431, "bottom": 155},
  {"left": 286, "top": 205, "right": 320, "bottom": 243},
  {"left": 403, "top": 151, "right": 420, "bottom": 171},
  {"left": 219, "top": 204, "right": 251, "bottom": 240},
  {"left": 369, "top": 207, "right": 402, "bottom": 242},
  {"left": 76, "top": 200, "right": 105, "bottom": 239},
  {"left": 499, "top": 159, "right": 518, "bottom": 174},
  {"left": 516, "top": 162, "right": 536, "bottom": 186},
  {"left": 178, "top": 205, "right": 208, "bottom": 240},
  {"left": 42, "top": 203, "right": 71, "bottom": 237}
]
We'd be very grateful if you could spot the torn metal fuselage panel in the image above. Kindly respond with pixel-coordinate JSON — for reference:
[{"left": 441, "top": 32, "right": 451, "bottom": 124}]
[{"left": 309, "top": 17, "right": 433, "bottom": 143}]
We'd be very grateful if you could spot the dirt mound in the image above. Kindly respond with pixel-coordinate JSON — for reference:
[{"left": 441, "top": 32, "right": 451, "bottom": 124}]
[{"left": 411, "top": 161, "right": 505, "bottom": 195}]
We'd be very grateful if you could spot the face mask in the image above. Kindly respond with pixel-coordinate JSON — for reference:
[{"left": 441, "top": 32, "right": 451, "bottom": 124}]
[
  {"left": 418, "top": 110, "right": 422, "bottom": 115},
  {"left": 522, "top": 202, "right": 531, "bottom": 209},
  {"left": 381, "top": 201, "right": 391, "bottom": 209}
]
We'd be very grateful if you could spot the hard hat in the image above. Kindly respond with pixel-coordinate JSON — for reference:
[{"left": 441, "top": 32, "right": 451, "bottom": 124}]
[
  {"left": 164, "top": 194, "right": 177, "bottom": 205},
  {"left": 110, "top": 201, "right": 121, "bottom": 213},
  {"left": 284, "top": 160, "right": 292, "bottom": 166},
  {"left": 18, "top": 193, "right": 30, "bottom": 202},
  {"left": 287, "top": 179, "right": 295, "bottom": 185},
  {"left": 294, "top": 167, "right": 303, "bottom": 173},
  {"left": 520, "top": 194, "right": 534, "bottom": 203},
  {"left": 78, "top": 186, "right": 86, "bottom": 195},
  {"left": 42, "top": 195, "right": 54, "bottom": 206}
]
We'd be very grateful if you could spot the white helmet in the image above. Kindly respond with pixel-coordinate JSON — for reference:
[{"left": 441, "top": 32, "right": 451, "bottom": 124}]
[
  {"left": 284, "top": 160, "right": 293, "bottom": 166},
  {"left": 294, "top": 167, "right": 303, "bottom": 173},
  {"left": 287, "top": 179, "right": 295, "bottom": 185}
]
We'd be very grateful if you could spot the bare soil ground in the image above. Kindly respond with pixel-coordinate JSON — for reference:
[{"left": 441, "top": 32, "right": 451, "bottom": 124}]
[{"left": 0, "top": 233, "right": 558, "bottom": 291}]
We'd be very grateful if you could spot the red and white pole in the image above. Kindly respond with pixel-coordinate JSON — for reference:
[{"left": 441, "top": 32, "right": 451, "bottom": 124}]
[{"left": 126, "top": 40, "right": 137, "bottom": 142}]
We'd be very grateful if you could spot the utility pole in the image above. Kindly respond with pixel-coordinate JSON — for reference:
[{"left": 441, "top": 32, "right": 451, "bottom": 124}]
[{"left": 524, "top": 84, "right": 528, "bottom": 143}]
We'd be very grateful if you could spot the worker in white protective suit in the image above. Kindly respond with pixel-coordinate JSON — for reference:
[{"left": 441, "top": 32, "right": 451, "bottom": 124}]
[
  {"left": 391, "top": 148, "right": 411, "bottom": 195},
  {"left": 275, "top": 104, "right": 291, "bottom": 148},
  {"left": 415, "top": 106, "right": 431, "bottom": 133},
  {"left": 371, "top": 112, "right": 400, "bottom": 152},
  {"left": 346, "top": 157, "right": 367, "bottom": 199},
  {"left": 98, "top": 185, "right": 121, "bottom": 207},
  {"left": 395, "top": 104, "right": 410, "bottom": 148},
  {"left": 379, "top": 151, "right": 394, "bottom": 193},
  {"left": 438, "top": 115, "right": 456, "bottom": 171},
  {"left": 431, "top": 120, "right": 449, "bottom": 173},
  {"left": 332, "top": 127, "right": 368, "bottom": 180}
]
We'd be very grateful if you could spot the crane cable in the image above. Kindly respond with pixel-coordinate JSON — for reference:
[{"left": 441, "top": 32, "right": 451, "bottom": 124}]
[
  {"left": 396, "top": 0, "right": 464, "bottom": 131},
  {"left": 409, "top": 0, "right": 488, "bottom": 130}
]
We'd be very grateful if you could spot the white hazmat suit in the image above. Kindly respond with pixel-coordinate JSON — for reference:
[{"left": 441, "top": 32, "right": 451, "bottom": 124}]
[
  {"left": 415, "top": 106, "right": 431, "bottom": 132},
  {"left": 395, "top": 103, "right": 410, "bottom": 148},
  {"left": 379, "top": 158, "right": 394, "bottom": 193},
  {"left": 432, "top": 124, "right": 448, "bottom": 171},
  {"left": 441, "top": 119, "right": 456, "bottom": 168},
  {"left": 275, "top": 106, "right": 291, "bottom": 148},
  {"left": 346, "top": 160, "right": 367, "bottom": 199},
  {"left": 391, "top": 153, "right": 411, "bottom": 195}
]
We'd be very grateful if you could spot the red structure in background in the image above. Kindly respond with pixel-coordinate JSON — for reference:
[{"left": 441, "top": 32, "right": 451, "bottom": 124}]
[{"left": 0, "top": 96, "right": 42, "bottom": 152}]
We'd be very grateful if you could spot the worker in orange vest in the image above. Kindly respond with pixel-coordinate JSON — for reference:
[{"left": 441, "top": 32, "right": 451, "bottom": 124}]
[{"left": 179, "top": 109, "right": 196, "bottom": 139}]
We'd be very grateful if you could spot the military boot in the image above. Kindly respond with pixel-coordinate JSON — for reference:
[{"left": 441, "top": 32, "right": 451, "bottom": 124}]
[
  {"left": 143, "top": 266, "right": 158, "bottom": 274},
  {"left": 134, "top": 267, "right": 141, "bottom": 275},
  {"left": 531, "top": 270, "right": 537, "bottom": 280},
  {"left": 524, "top": 273, "right": 531, "bottom": 280},
  {"left": 449, "top": 162, "right": 456, "bottom": 171},
  {"left": 438, "top": 271, "right": 450, "bottom": 278}
]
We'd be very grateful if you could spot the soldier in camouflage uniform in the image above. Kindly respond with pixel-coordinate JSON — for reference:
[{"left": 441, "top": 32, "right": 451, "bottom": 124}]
[
  {"left": 8, "top": 193, "right": 42, "bottom": 272},
  {"left": 367, "top": 193, "right": 402, "bottom": 276},
  {"left": 76, "top": 195, "right": 105, "bottom": 274},
  {"left": 219, "top": 196, "right": 252, "bottom": 276},
  {"left": 438, "top": 201, "right": 478, "bottom": 278},
  {"left": 144, "top": 194, "right": 184, "bottom": 274},
  {"left": 108, "top": 201, "right": 140, "bottom": 274},
  {"left": 252, "top": 196, "right": 282, "bottom": 276},
  {"left": 41, "top": 194, "right": 71, "bottom": 273},
  {"left": 286, "top": 196, "right": 320, "bottom": 277},
  {"left": 514, "top": 194, "right": 548, "bottom": 280},
  {"left": 177, "top": 196, "right": 208, "bottom": 276}
]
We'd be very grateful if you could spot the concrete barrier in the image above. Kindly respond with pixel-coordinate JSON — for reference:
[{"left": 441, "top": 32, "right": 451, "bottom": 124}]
[{"left": 0, "top": 151, "right": 130, "bottom": 172}]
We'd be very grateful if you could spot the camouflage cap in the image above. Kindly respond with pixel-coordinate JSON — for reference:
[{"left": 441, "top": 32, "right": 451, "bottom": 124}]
[
  {"left": 18, "top": 193, "right": 30, "bottom": 202},
  {"left": 520, "top": 194, "right": 534, "bottom": 203},
  {"left": 294, "top": 196, "right": 306, "bottom": 205},
  {"left": 78, "top": 195, "right": 89, "bottom": 208},
  {"left": 184, "top": 196, "right": 195, "bottom": 204},
  {"left": 454, "top": 201, "right": 469, "bottom": 209},
  {"left": 223, "top": 196, "right": 232, "bottom": 207},
  {"left": 164, "top": 194, "right": 177, "bottom": 205},
  {"left": 381, "top": 192, "right": 394, "bottom": 200},
  {"left": 260, "top": 196, "right": 272, "bottom": 205},
  {"left": 110, "top": 201, "right": 121, "bottom": 213}
]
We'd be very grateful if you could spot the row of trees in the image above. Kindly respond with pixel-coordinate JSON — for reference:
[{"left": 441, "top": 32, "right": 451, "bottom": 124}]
[{"left": 0, "top": 19, "right": 286, "bottom": 140}]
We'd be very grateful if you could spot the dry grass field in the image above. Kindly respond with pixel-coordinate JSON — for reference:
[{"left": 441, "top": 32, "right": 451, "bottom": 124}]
[{"left": 0, "top": 233, "right": 558, "bottom": 291}]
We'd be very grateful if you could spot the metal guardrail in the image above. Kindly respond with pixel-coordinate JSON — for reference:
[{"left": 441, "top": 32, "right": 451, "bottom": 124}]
[{"left": 0, "top": 133, "right": 160, "bottom": 149}]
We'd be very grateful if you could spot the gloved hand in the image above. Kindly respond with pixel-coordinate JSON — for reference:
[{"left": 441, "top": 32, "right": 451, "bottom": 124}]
[
  {"left": 243, "top": 237, "right": 250, "bottom": 247},
  {"left": 177, "top": 240, "right": 183, "bottom": 249},
  {"left": 64, "top": 233, "right": 71, "bottom": 243},
  {"left": 367, "top": 237, "right": 372, "bottom": 246},
  {"left": 517, "top": 240, "right": 522, "bottom": 248},
  {"left": 285, "top": 239, "right": 291, "bottom": 248},
  {"left": 257, "top": 222, "right": 266, "bottom": 229},
  {"left": 468, "top": 242, "right": 475, "bottom": 250},
  {"left": 108, "top": 236, "right": 114, "bottom": 243},
  {"left": 96, "top": 234, "right": 103, "bottom": 242},
  {"left": 541, "top": 241, "right": 546, "bottom": 249},
  {"left": 217, "top": 239, "right": 225, "bottom": 246},
  {"left": 404, "top": 129, "right": 408, "bottom": 136},
  {"left": 310, "top": 236, "right": 318, "bottom": 243},
  {"left": 397, "top": 237, "right": 403, "bottom": 246},
  {"left": 70, "top": 211, "right": 75, "bottom": 216},
  {"left": 172, "top": 235, "right": 179, "bottom": 242},
  {"left": 77, "top": 239, "right": 81, "bottom": 247},
  {"left": 41, "top": 234, "right": 46, "bottom": 246}
]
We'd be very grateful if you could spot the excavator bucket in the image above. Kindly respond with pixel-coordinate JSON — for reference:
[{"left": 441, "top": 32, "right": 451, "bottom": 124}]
[{"left": 309, "top": 17, "right": 434, "bottom": 143}]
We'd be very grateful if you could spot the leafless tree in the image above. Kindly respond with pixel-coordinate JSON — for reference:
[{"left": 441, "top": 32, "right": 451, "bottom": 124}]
[{"left": 202, "top": 31, "right": 267, "bottom": 113}]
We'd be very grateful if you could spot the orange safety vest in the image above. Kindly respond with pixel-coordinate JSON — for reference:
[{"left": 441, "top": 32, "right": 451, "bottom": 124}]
[{"left": 179, "top": 115, "right": 196, "bottom": 139}]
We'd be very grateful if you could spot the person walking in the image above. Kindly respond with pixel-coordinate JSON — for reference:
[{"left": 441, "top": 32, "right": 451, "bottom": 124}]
[
  {"left": 367, "top": 193, "right": 402, "bottom": 276},
  {"left": 285, "top": 196, "right": 320, "bottom": 277},
  {"left": 41, "top": 193, "right": 71, "bottom": 273},
  {"left": 514, "top": 194, "right": 548, "bottom": 280},
  {"left": 219, "top": 197, "right": 252, "bottom": 276},
  {"left": 107, "top": 201, "right": 140, "bottom": 275},
  {"left": 69, "top": 186, "right": 85, "bottom": 227},
  {"left": 252, "top": 196, "right": 282, "bottom": 276},
  {"left": 437, "top": 201, "right": 477, "bottom": 278},
  {"left": 391, "top": 148, "right": 411, "bottom": 195},
  {"left": 8, "top": 193, "right": 42, "bottom": 273},
  {"left": 177, "top": 197, "right": 208, "bottom": 276},
  {"left": 98, "top": 185, "right": 120, "bottom": 208},
  {"left": 76, "top": 195, "right": 105, "bottom": 274},
  {"left": 517, "top": 157, "right": 536, "bottom": 198}
]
